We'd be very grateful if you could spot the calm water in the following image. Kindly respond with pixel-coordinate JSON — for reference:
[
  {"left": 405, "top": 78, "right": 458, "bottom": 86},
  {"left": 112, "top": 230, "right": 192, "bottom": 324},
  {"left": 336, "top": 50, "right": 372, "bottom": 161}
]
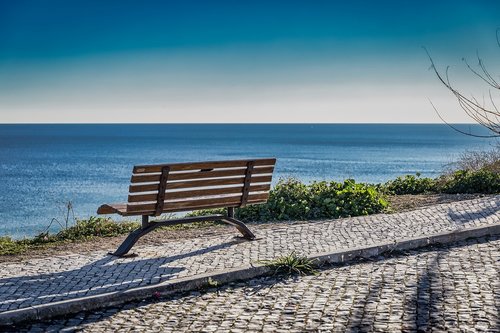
[{"left": 0, "top": 124, "right": 495, "bottom": 238}]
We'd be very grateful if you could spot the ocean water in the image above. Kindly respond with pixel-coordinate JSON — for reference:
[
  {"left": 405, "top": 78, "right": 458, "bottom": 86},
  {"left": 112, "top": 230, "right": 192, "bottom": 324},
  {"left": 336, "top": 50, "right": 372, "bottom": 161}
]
[{"left": 0, "top": 124, "right": 495, "bottom": 238}]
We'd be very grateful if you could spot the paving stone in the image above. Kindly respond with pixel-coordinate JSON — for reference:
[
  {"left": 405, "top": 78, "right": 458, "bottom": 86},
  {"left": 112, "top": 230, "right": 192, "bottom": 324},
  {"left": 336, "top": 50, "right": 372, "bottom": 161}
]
[
  {"left": 1, "top": 197, "right": 500, "bottom": 332},
  {"left": 13, "top": 236, "right": 496, "bottom": 332}
]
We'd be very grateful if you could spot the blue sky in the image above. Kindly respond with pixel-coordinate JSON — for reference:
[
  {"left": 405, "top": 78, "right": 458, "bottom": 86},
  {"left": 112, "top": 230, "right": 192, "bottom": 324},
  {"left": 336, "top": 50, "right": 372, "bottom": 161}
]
[{"left": 1, "top": 0, "right": 499, "bottom": 123}]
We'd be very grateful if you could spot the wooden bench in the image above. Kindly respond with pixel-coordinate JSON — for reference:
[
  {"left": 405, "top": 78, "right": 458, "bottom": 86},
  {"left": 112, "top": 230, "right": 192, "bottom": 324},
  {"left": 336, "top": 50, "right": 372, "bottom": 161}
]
[{"left": 97, "top": 158, "right": 276, "bottom": 256}]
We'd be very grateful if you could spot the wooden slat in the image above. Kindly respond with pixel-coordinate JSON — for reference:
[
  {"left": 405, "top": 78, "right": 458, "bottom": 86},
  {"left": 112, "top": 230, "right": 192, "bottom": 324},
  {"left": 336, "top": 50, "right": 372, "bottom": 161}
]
[
  {"left": 130, "top": 166, "right": 274, "bottom": 184},
  {"left": 121, "top": 200, "right": 264, "bottom": 216},
  {"left": 129, "top": 175, "right": 272, "bottom": 193},
  {"left": 133, "top": 158, "right": 276, "bottom": 174},
  {"left": 97, "top": 204, "right": 127, "bottom": 215},
  {"left": 131, "top": 168, "right": 244, "bottom": 183},
  {"left": 128, "top": 184, "right": 271, "bottom": 203},
  {"left": 126, "top": 193, "right": 269, "bottom": 214},
  {"left": 164, "top": 198, "right": 267, "bottom": 213},
  {"left": 117, "top": 197, "right": 268, "bottom": 216}
]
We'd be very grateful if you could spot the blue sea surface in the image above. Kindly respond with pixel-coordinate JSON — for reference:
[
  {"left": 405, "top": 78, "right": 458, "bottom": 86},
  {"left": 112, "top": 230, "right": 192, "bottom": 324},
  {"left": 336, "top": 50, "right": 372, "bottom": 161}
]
[{"left": 0, "top": 124, "right": 495, "bottom": 238}]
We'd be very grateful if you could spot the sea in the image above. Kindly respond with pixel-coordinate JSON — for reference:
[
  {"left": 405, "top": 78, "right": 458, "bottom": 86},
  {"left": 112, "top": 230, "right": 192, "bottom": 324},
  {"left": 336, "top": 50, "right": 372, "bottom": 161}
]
[{"left": 0, "top": 124, "right": 496, "bottom": 238}]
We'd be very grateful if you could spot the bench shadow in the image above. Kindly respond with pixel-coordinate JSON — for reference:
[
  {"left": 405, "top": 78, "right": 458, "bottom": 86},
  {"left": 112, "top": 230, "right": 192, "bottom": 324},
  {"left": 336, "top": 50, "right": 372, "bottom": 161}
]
[
  {"left": 447, "top": 196, "right": 499, "bottom": 225},
  {"left": 0, "top": 239, "right": 242, "bottom": 310}
]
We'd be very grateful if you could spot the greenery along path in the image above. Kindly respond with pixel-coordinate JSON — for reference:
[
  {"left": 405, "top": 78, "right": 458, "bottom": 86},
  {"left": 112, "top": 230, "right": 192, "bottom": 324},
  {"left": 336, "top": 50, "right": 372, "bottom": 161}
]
[
  {"left": 1, "top": 146, "right": 497, "bottom": 258},
  {"left": 0, "top": 196, "right": 498, "bottom": 317},
  {"left": 0, "top": 194, "right": 485, "bottom": 260}
]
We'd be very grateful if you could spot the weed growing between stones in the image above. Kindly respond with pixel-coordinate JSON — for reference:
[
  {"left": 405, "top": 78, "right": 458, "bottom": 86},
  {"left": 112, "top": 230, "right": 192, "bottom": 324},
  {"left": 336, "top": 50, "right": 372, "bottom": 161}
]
[{"left": 260, "top": 252, "right": 318, "bottom": 276}]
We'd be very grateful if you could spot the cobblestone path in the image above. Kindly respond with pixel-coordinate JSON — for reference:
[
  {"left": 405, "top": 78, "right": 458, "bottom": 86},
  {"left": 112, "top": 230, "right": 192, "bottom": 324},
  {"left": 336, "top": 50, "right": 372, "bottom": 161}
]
[
  {"left": 0, "top": 196, "right": 499, "bottom": 314},
  {"left": 15, "top": 235, "right": 500, "bottom": 332}
]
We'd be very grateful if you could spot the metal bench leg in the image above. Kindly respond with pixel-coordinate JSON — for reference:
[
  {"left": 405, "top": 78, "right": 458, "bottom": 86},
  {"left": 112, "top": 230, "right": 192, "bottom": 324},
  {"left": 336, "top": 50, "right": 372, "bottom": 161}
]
[
  {"left": 111, "top": 216, "right": 156, "bottom": 257},
  {"left": 111, "top": 211, "right": 256, "bottom": 257},
  {"left": 223, "top": 207, "right": 256, "bottom": 240}
]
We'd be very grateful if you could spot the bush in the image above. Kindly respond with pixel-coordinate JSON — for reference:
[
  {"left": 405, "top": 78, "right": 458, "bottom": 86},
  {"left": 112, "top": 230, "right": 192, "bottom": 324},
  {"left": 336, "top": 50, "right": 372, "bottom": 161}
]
[
  {"left": 438, "top": 169, "right": 500, "bottom": 194},
  {"left": 235, "top": 178, "right": 388, "bottom": 222},
  {"left": 383, "top": 173, "right": 437, "bottom": 195},
  {"left": 451, "top": 147, "right": 500, "bottom": 173},
  {"left": 187, "top": 179, "right": 388, "bottom": 222},
  {"left": 437, "top": 147, "right": 500, "bottom": 194},
  {"left": 54, "top": 217, "right": 140, "bottom": 241},
  {"left": 0, "top": 236, "right": 31, "bottom": 255}
]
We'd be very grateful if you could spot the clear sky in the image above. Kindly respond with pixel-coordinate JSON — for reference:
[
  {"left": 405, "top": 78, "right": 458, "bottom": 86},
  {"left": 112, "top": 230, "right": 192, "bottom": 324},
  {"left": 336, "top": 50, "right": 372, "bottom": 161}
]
[{"left": 1, "top": 0, "right": 499, "bottom": 123}]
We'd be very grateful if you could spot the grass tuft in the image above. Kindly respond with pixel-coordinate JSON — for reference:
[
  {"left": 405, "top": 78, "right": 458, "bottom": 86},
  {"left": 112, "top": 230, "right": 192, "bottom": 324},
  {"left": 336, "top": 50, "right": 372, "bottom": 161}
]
[{"left": 260, "top": 252, "right": 318, "bottom": 276}]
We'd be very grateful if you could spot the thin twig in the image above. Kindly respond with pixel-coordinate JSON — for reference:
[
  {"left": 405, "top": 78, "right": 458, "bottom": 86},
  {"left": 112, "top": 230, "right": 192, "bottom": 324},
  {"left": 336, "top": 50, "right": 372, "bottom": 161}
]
[{"left": 424, "top": 46, "right": 500, "bottom": 138}]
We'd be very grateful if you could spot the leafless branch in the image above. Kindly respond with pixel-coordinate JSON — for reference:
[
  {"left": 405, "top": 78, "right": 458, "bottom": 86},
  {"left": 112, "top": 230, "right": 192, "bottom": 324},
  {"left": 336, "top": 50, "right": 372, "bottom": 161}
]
[
  {"left": 463, "top": 54, "right": 500, "bottom": 89},
  {"left": 424, "top": 43, "right": 500, "bottom": 138}
]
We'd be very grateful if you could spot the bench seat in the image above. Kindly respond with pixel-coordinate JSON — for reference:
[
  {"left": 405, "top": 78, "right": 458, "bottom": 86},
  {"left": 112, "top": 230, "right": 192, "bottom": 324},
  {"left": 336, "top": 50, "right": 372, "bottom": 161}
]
[{"left": 97, "top": 158, "right": 276, "bottom": 256}]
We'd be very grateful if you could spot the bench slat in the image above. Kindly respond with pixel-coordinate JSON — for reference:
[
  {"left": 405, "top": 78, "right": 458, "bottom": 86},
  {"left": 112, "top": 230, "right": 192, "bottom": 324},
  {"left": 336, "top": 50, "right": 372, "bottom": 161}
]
[
  {"left": 133, "top": 158, "right": 276, "bottom": 174},
  {"left": 128, "top": 184, "right": 271, "bottom": 203},
  {"left": 130, "top": 166, "right": 274, "bottom": 184},
  {"left": 98, "top": 158, "right": 276, "bottom": 219},
  {"left": 126, "top": 192, "right": 269, "bottom": 214},
  {"left": 97, "top": 203, "right": 127, "bottom": 215},
  {"left": 101, "top": 160, "right": 275, "bottom": 255},
  {"left": 129, "top": 175, "right": 272, "bottom": 193}
]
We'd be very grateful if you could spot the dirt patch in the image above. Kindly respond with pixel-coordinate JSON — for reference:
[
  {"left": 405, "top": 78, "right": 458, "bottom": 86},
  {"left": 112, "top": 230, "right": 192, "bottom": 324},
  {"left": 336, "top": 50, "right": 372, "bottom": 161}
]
[{"left": 0, "top": 194, "right": 491, "bottom": 262}]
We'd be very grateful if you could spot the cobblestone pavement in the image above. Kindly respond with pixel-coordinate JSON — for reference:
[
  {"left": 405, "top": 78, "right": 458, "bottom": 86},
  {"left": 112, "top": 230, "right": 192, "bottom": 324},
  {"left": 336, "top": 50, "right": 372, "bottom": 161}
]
[
  {"left": 0, "top": 196, "right": 499, "bottom": 314},
  {"left": 14, "top": 235, "right": 500, "bottom": 332}
]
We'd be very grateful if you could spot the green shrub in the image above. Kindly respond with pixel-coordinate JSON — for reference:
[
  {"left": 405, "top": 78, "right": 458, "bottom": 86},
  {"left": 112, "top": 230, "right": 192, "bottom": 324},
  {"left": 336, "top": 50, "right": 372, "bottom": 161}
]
[
  {"left": 241, "top": 178, "right": 311, "bottom": 221},
  {"left": 383, "top": 173, "right": 437, "bottom": 195},
  {"left": 186, "top": 178, "right": 388, "bottom": 222},
  {"left": 54, "top": 217, "right": 140, "bottom": 241},
  {"left": 452, "top": 147, "right": 500, "bottom": 173},
  {"left": 0, "top": 236, "right": 30, "bottom": 255},
  {"left": 438, "top": 169, "right": 500, "bottom": 194},
  {"left": 236, "top": 178, "right": 388, "bottom": 222}
]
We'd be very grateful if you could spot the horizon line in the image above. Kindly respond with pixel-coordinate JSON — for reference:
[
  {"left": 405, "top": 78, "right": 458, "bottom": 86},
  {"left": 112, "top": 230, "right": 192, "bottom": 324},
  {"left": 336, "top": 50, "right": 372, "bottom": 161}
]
[{"left": 0, "top": 122, "right": 485, "bottom": 125}]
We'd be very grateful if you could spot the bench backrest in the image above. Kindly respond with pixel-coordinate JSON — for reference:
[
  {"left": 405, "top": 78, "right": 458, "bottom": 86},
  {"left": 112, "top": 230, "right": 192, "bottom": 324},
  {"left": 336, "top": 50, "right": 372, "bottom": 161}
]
[{"left": 126, "top": 158, "right": 276, "bottom": 216}]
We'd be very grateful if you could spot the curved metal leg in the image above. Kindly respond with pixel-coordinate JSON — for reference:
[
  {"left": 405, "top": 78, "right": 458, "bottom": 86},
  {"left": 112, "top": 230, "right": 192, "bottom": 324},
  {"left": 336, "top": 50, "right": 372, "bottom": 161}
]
[
  {"left": 111, "top": 223, "right": 158, "bottom": 256},
  {"left": 222, "top": 217, "right": 256, "bottom": 240},
  {"left": 110, "top": 213, "right": 256, "bottom": 257}
]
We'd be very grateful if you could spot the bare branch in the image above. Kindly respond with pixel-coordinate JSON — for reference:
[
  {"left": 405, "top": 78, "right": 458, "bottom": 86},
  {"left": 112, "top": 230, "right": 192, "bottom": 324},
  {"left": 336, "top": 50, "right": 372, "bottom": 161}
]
[
  {"left": 424, "top": 45, "right": 500, "bottom": 137},
  {"left": 489, "top": 90, "right": 499, "bottom": 114},
  {"left": 429, "top": 99, "right": 499, "bottom": 138},
  {"left": 463, "top": 55, "right": 500, "bottom": 89}
]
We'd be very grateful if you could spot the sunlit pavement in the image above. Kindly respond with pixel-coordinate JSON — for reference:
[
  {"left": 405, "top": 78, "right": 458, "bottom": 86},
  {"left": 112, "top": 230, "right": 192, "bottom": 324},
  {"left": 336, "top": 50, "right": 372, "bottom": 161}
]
[{"left": 1, "top": 196, "right": 499, "bottom": 331}]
